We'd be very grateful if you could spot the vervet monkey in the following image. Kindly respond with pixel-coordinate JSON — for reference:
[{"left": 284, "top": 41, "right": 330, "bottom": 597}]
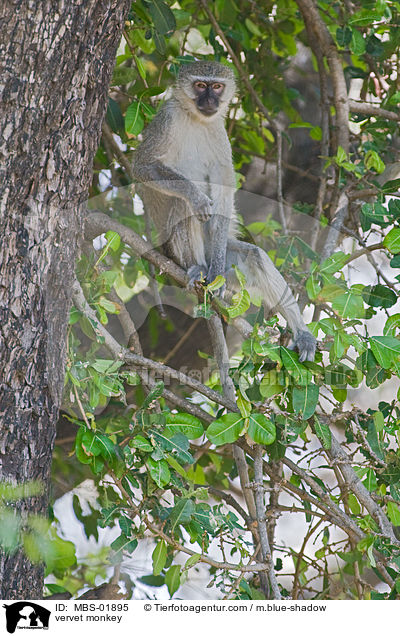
[{"left": 132, "top": 61, "right": 316, "bottom": 362}]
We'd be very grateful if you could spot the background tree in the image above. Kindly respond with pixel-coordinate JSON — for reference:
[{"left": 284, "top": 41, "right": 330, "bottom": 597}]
[
  {"left": 0, "top": 0, "right": 130, "bottom": 599},
  {"left": 2, "top": 0, "right": 400, "bottom": 600}
]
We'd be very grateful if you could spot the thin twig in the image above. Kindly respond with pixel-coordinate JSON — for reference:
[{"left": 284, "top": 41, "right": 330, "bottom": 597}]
[
  {"left": 253, "top": 446, "right": 281, "bottom": 599},
  {"left": 349, "top": 99, "right": 400, "bottom": 122},
  {"left": 353, "top": 413, "right": 386, "bottom": 468},
  {"left": 276, "top": 130, "right": 287, "bottom": 234}
]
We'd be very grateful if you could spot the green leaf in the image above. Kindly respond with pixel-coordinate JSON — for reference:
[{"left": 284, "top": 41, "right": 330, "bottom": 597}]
[
  {"left": 134, "top": 55, "right": 146, "bottom": 80},
  {"left": 110, "top": 534, "right": 138, "bottom": 557},
  {"left": 169, "top": 498, "right": 195, "bottom": 533},
  {"left": 381, "top": 178, "right": 400, "bottom": 194},
  {"left": 152, "top": 431, "right": 194, "bottom": 464},
  {"left": 362, "top": 284, "right": 396, "bottom": 308},
  {"left": 130, "top": 435, "right": 153, "bottom": 452},
  {"left": 147, "top": 457, "right": 171, "bottom": 487},
  {"left": 292, "top": 384, "right": 319, "bottom": 420},
  {"left": 364, "top": 468, "right": 377, "bottom": 492},
  {"left": 165, "top": 564, "right": 181, "bottom": 597},
  {"left": 165, "top": 455, "right": 188, "bottom": 479},
  {"left": 206, "top": 413, "right": 244, "bottom": 446},
  {"left": 206, "top": 275, "right": 225, "bottom": 292},
  {"left": 193, "top": 503, "right": 214, "bottom": 533},
  {"left": 259, "top": 372, "right": 285, "bottom": 398},
  {"left": 332, "top": 287, "right": 364, "bottom": 319},
  {"left": 125, "top": 100, "right": 145, "bottom": 135},
  {"left": 227, "top": 288, "right": 251, "bottom": 318},
  {"left": 139, "top": 574, "right": 165, "bottom": 587},
  {"left": 370, "top": 336, "right": 400, "bottom": 369},
  {"left": 148, "top": 0, "right": 176, "bottom": 35},
  {"left": 90, "top": 359, "right": 123, "bottom": 374},
  {"left": 111, "top": 66, "right": 137, "bottom": 86},
  {"left": 320, "top": 251, "right": 348, "bottom": 274},
  {"left": 247, "top": 413, "right": 276, "bottom": 445},
  {"left": 95, "top": 434, "right": 117, "bottom": 463},
  {"left": 183, "top": 553, "right": 201, "bottom": 570},
  {"left": 314, "top": 416, "right": 332, "bottom": 449},
  {"left": 69, "top": 307, "right": 81, "bottom": 325},
  {"left": 104, "top": 230, "right": 121, "bottom": 252},
  {"left": 81, "top": 430, "right": 103, "bottom": 457},
  {"left": 336, "top": 26, "right": 352, "bottom": 47},
  {"left": 319, "top": 284, "right": 345, "bottom": 302},
  {"left": 350, "top": 28, "right": 366, "bottom": 54},
  {"left": 0, "top": 508, "right": 21, "bottom": 551},
  {"left": 373, "top": 410, "right": 384, "bottom": 433},
  {"left": 141, "top": 382, "right": 164, "bottom": 410},
  {"left": 365, "top": 149, "right": 385, "bottom": 174},
  {"left": 348, "top": 494, "right": 361, "bottom": 515},
  {"left": 281, "top": 348, "right": 312, "bottom": 385},
  {"left": 106, "top": 98, "right": 124, "bottom": 135},
  {"left": 165, "top": 412, "right": 204, "bottom": 439},
  {"left": 384, "top": 228, "right": 400, "bottom": 254},
  {"left": 245, "top": 17, "right": 262, "bottom": 36},
  {"left": 306, "top": 274, "right": 321, "bottom": 300},
  {"left": 387, "top": 501, "right": 400, "bottom": 526},
  {"left": 0, "top": 481, "right": 43, "bottom": 501},
  {"left": 153, "top": 30, "right": 166, "bottom": 55},
  {"left": 152, "top": 540, "right": 167, "bottom": 576},
  {"left": 237, "top": 391, "right": 251, "bottom": 419}
]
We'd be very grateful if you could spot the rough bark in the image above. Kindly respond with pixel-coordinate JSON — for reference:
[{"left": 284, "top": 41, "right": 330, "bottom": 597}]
[{"left": 0, "top": 0, "right": 130, "bottom": 599}]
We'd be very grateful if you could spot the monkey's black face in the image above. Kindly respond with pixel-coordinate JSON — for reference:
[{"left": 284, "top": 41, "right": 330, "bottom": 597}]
[{"left": 193, "top": 80, "right": 225, "bottom": 116}]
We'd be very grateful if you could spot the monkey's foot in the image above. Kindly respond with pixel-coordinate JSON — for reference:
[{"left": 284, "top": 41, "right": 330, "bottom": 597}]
[
  {"left": 187, "top": 264, "right": 207, "bottom": 289},
  {"left": 293, "top": 330, "right": 317, "bottom": 362}
]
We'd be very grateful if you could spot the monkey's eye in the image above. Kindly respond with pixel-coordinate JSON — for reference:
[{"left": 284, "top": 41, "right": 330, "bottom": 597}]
[
  {"left": 194, "top": 81, "right": 207, "bottom": 90},
  {"left": 212, "top": 83, "right": 223, "bottom": 90}
]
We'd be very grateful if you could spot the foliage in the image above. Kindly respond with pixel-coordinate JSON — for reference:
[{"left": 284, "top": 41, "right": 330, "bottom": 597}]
[{"left": 3, "top": 0, "right": 400, "bottom": 601}]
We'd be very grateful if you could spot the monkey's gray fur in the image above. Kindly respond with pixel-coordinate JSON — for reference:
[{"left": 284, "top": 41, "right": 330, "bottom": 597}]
[{"left": 132, "top": 61, "right": 316, "bottom": 362}]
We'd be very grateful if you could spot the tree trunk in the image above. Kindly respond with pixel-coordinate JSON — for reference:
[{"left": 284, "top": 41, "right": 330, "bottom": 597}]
[{"left": 0, "top": 0, "right": 130, "bottom": 599}]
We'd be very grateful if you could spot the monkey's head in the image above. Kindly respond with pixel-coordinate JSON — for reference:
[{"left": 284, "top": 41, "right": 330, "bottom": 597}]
[{"left": 175, "top": 61, "right": 236, "bottom": 120}]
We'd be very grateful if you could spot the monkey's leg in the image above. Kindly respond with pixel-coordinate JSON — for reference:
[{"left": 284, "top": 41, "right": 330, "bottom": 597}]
[
  {"left": 226, "top": 239, "right": 317, "bottom": 362},
  {"left": 164, "top": 215, "right": 208, "bottom": 288}
]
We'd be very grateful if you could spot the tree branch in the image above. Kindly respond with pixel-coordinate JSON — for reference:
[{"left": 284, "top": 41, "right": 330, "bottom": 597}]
[
  {"left": 349, "top": 99, "right": 400, "bottom": 122},
  {"left": 71, "top": 280, "right": 214, "bottom": 423},
  {"left": 295, "top": 0, "right": 349, "bottom": 152},
  {"left": 84, "top": 211, "right": 257, "bottom": 341},
  {"left": 253, "top": 446, "right": 281, "bottom": 599}
]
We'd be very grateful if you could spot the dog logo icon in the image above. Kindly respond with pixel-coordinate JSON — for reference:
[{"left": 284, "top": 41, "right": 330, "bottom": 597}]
[{"left": 3, "top": 602, "right": 50, "bottom": 633}]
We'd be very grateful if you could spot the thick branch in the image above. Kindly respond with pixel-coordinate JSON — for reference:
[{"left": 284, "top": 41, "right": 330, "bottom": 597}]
[
  {"left": 124, "top": 351, "right": 236, "bottom": 411},
  {"left": 295, "top": 0, "right": 349, "bottom": 152},
  {"left": 84, "top": 211, "right": 256, "bottom": 340},
  {"left": 321, "top": 191, "right": 349, "bottom": 261},
  {"left": 71, "top": 280, "right": 213, "bottom": 423}
]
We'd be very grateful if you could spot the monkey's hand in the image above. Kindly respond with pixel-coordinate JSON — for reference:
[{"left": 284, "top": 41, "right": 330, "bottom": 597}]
[
  {"left": 187, "top": 264, "right": 207, "bottom": 290},
  {"left": 292, "top": 330, "right": 317, "bottom": 363},
  {"left": 192, "top": 193, "right": 212, "bottom": 222}
]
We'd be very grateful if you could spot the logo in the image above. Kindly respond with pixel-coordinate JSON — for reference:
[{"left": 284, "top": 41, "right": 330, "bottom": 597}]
[{"left": 3, "top": 602, "right": 50, "bottom": 634}]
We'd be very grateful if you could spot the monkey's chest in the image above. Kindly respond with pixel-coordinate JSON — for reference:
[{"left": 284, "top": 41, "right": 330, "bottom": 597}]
[{"left": 165, "top": 126, "right": 227, "bottom": 189}]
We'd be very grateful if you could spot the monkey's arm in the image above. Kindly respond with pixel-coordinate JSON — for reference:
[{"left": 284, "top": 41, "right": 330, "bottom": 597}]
[{"left": 133, "top": 160, "right": 212, "bottom": 222}]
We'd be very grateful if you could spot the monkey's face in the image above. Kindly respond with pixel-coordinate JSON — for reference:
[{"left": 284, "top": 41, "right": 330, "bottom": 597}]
[{"left": 192, "top": 80, "right": 225, "bottom": 116}]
